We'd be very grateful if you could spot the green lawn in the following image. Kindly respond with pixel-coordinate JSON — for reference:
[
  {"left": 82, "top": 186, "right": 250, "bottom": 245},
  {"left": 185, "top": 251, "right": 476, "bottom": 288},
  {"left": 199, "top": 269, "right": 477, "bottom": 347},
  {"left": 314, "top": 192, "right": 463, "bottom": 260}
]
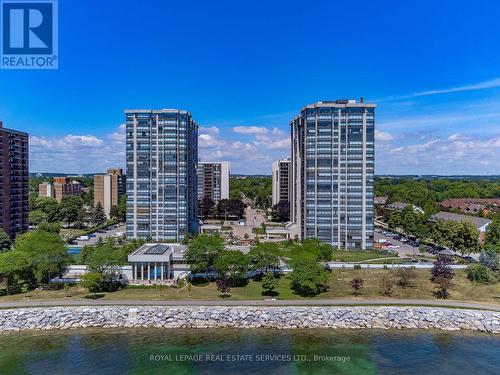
[
  {"left": 330, "top": 250, "right": 394, "bottom": 262},
  {"left": 3, "top": 270, "right": 499, "bottom": 304}
]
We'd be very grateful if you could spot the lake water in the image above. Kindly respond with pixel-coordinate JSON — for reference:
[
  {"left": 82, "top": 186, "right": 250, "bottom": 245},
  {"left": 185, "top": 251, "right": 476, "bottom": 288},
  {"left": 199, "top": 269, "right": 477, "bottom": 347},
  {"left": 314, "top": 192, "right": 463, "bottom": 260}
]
[{"left": 0, "top": 328, "right": 498, "bottom": 374}]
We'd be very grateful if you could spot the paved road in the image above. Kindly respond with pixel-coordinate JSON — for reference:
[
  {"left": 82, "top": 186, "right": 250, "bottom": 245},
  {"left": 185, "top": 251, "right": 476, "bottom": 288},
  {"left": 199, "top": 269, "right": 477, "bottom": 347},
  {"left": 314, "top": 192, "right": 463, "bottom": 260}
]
[
  {"left": 1, "top": 298, "right": 498, "bottom": 311},
  {"left": 230, "top": 207, "right": 265, "bottom": 240}
]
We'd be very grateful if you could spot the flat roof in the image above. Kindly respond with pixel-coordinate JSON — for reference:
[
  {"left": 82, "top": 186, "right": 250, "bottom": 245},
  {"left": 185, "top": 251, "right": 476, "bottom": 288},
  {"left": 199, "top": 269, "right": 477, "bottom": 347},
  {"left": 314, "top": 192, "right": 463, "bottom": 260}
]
[
  {"left": 128, "top": 243, "right": 184, "bottom": 262},
  {"left": 124, "top": 109, "right": 190, "bottom": 115}
]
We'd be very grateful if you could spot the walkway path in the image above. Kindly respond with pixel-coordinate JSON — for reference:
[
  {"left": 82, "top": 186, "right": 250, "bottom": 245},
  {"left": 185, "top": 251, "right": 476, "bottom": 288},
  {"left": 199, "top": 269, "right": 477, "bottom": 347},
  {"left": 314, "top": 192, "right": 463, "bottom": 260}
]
[{"left": 0, "top": 298, "right": 498, "bottom": 311}]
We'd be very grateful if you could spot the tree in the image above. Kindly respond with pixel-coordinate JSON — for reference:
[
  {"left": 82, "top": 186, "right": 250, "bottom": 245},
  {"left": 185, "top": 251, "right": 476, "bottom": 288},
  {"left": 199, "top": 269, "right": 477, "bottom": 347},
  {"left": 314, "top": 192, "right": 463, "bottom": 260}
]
[
  {"left": 433, "top": 277, "right": 451, "bottom": 299},
  {"left": 14, "top": 230, "right": 70, "bottom": 284},
  {"left": 92, "top": 202, "right": 107, "bottom": 227},
  {"left": 254, "top": 192, "right": 271, "bottom": 210},
  {"left": 271, "top": 200, "right": 290, "bottom": 222},
  {"left": 380, "top": 277, "right": 394, "bottom": 296},
  {"left": 289, "top": 257, "right": 329, "bottom": 297},
  {"left": 35, "top": 196, "right": 60, "bottom": 223},
  {"left": 466, "top": 264, "right": 491, "bottom": 284},
  {"left": 431, "top": 220, "right": 480, "bottom": 255},
  {"left": 81, "top": 272, "right": 104, "bottom": 294},
  {"left": 350, "top": 278, "right": 364, "bottom": 296},
  {"left": 0, "top": 250, "right": 32, "bottom": 292},
  {"left": 290, "top": 239, "right": 332, "bottom": 262},
  {"left": 184, "top": 234, "right": 224, "bottom": 273},
  {"left": 485, "top": 219, "right": 500, "bottom": 246},
  {"left": 453, "top": 221, "right": 480, "bottom": 255},
  {"left": 216, "top": 199, "right": 245, "bottom": 219},
  {"left": 387, "top": 211, "right": 402, "bottom": 231},
  {"left": 37, "top": 221, "right": 60, "bottom": 234},
  {"left": 216, "top": 277, "right": 231, "bottom": 297},
  {"left": 261, "top": 271, "right": 279, "bottom": 296},
  {"left": 214, "top": 250, "right": 248, "bottom": 281},
  {"left": 479, "top": 247, "right": 500, "bottom": 271},
  {"left": 431, "top": 220, "right": 456, "bottom": 249},
  {"left": 59, "top": 196, "right": 84, "bottom": 227},
  {"left": 199, "top": 197, "right": 215, "bottom": 219},
  {"left": 29, "top": 210, "right": 47, "bottom": 226},
  {"left": 0, "top": 229, "right": 12, "bottom": 252},
  {"left": 395, "top": 267, "right": 416, "bottom": 288},
  {"left": 431, "top": 256, "right": 455, "bottom": 281},
  {"left": 109, "top": 205, "right": 120, "bottom": 220},
  {"left": 117, "top": 195, "right": 127, "bottom": 222},
  {"left": 247, "top": 243, "right": 280, "bottom": 272}
]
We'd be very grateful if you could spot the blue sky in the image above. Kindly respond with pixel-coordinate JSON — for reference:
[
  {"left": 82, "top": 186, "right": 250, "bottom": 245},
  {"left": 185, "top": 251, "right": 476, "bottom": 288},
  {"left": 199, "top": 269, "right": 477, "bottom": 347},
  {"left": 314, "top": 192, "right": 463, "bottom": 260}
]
[{"left": 1, "top": 0, "right": 500, "bottom": 174}]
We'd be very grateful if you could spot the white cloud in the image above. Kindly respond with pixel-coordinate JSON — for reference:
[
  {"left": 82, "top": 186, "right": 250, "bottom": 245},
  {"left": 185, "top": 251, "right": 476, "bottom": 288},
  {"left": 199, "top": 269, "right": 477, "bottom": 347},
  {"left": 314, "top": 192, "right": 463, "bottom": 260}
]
[
  {"left": 377, "top": 132, "right": 500, "bottom": 175},
  {"left": 232, "top": 126, "right": 269, "bottom": 135},
  {"left": 30, "top": 126, "right": 125, "bottom": 173},
  {"left": 199, "top": 126, "right": 220, "bottom": 135},
  {"left": 382, "top": 77, "right": 500, "bottom": 101},
  {"left": 375, "top": 130, "right": 394, "bottom": 142}
]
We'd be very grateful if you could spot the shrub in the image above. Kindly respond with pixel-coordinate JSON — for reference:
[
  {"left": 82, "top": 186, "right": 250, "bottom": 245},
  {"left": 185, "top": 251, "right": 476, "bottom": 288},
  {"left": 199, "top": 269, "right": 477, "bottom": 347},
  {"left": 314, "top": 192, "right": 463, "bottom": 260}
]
[
  {"left": 466, "top": 264, "right": 491, "bottom": 283},
  {"left": 431, "top": 256, "right": 455, "bottom": 280},
  {"left": 261, "top": 271, "right": 279, "bottom": 296},
  {"left": 380, "top": 277, "right": 394, "bottom": 296},
  {"left": 350, "top": 278, "right": 364, "bottom": 296},
  {"left": 216, "top": 277, "right": 231, "bottom": 297},
  {"left": 433, "top": 277, "right": 451, "bottom": 299},
  {"left": 395, "top": 267, "right": 416, "bottom": 288}
]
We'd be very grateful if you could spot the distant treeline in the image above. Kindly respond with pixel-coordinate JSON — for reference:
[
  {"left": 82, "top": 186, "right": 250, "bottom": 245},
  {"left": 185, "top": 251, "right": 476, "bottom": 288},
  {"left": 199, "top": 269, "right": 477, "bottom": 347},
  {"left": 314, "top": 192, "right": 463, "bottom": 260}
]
[{"left": 375, "top": 177, "right": 500, "bottom": 211}]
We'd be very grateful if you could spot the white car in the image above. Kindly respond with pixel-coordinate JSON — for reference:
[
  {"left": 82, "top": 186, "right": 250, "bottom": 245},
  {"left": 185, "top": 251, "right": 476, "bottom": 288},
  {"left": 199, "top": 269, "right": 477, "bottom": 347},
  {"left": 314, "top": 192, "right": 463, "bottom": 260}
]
[
  {"left": 386, "top": 244, "right": 400, "bottom": 249},
  {"left": 76, "top": 235, "right": 89, "bottom": 241}
]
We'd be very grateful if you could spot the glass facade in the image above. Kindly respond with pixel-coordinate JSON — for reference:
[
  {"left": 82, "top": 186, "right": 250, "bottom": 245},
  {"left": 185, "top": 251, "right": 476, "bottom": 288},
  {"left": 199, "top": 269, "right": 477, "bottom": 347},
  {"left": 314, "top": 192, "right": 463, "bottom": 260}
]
[
  {"left": 291, "top": 100, "right": 375, "bottom": 249},
  {"left": 125, "top": 110, "right": 198, "bottom": 242}
]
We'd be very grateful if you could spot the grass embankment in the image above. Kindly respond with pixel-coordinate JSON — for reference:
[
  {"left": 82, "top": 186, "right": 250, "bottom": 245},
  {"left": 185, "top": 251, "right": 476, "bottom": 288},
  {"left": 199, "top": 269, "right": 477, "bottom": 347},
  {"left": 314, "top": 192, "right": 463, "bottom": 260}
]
[
  {"left": 2, "top": 270, "right": 499, "bottom": 304},
  {"left": 330, "top": 250, "right": 394, "bottom": 262}
]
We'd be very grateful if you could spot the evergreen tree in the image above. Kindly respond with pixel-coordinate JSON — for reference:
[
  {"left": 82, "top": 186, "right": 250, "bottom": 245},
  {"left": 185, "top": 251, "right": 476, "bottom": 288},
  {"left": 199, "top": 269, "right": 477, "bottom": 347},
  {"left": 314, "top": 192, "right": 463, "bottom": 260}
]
[{"left": 92, "top": 202, "right": 107, "bottom": 227}]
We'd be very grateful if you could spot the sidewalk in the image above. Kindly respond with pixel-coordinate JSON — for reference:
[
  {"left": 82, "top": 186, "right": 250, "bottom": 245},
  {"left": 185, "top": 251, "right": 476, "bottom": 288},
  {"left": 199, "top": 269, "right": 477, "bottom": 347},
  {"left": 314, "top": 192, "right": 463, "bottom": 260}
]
[{"left": 0, "top": 298, "right": 498, "bottom": 311}]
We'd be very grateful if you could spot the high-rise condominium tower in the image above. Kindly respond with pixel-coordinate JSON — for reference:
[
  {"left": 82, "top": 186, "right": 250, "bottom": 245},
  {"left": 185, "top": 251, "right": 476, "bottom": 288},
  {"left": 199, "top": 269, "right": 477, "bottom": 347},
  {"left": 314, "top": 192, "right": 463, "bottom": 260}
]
[
  {"left": 197, "top": 161, "right": 230, "bottom": 203},
  {"left": 291, "top": 99, "right": 375, "bottom": 249},
  {"left": 272, "top": 158, "right": 291, "bottom": 206},
  {"left": 125, "top": 109, "right": 198, "bottom": 242},
  {"left": 0, "top": 122, "right": 29, "bottom": 238}
]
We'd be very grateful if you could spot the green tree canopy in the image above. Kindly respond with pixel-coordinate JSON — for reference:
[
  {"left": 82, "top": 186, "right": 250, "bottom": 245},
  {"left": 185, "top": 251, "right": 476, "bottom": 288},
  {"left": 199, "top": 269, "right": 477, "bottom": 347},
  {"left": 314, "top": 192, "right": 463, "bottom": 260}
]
[
  {"left": 14, "top": 230, "right": 70, "bottom": 283},
  {"left": 0, "top": 229, "right": 12, "bottom": 252},
  {"left": 247, "top": 243, "right": 280, "bottom": 271},
  {"left": 485, "top": 219, "right": 500, "bottom": 246},
  {"left": 184, "top": 234, "right": 224, "bottom": 273},
  {"left": 289, "top": 257, "right": 329, "bottom": 297},
  {"left": 59, "top": 196, "right": 84, "bottom": 227},
  {"left": 214, "top": 250, "right": 248, "bottom": 279},
  {"left": 0, "top": 250, "right": 32, "bottom": 291},
  {"left": 271, "top": 200, "right": 290, "bottom": 222}
]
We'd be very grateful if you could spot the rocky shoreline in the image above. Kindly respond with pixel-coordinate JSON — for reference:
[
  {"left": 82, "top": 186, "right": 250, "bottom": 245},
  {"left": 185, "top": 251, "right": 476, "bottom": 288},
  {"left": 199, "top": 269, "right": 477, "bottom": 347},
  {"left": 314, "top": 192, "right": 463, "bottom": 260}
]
[{"left": 0, "top": 306, "right": 499, "bottom": 333}]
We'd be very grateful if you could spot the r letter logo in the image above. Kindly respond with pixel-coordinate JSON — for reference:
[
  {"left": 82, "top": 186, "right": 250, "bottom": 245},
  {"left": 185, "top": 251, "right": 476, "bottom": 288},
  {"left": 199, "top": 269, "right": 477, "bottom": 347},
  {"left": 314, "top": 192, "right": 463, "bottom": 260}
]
[{"left": 1, "top": 0, "right": 58, "bottom": 69}]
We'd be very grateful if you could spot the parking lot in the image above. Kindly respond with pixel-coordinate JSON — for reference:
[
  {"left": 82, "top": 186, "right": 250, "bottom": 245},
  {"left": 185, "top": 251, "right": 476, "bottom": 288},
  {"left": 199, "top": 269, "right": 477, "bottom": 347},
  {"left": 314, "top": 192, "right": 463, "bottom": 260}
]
[
  {"left": 374, "top": 229, "right": 420, "bottom": 256},
  {"left": 72, "top": 224, "right": 126, "bottom": 247}
]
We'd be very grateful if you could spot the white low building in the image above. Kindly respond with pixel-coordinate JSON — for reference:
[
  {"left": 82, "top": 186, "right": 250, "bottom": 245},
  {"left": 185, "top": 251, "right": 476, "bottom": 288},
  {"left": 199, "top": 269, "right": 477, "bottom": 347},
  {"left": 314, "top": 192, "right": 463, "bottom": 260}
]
[{"left": 128, "top": 243, "right": 189, "bottom": 283}]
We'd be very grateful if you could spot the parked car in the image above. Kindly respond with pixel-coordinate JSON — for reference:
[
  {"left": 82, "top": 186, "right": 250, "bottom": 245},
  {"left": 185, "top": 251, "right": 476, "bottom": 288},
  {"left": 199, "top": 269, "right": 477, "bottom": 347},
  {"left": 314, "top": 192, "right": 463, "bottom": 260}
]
[{"left": 76, "top": 235, "right": 90, "bottom": 241}]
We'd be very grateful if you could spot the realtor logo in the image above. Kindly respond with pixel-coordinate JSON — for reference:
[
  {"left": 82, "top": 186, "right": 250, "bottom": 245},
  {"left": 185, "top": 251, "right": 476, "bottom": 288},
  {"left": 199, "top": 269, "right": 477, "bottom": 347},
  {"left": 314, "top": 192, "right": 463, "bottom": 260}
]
[{"left": 1, "top": 0, "right": 58, "bottom": 69}]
